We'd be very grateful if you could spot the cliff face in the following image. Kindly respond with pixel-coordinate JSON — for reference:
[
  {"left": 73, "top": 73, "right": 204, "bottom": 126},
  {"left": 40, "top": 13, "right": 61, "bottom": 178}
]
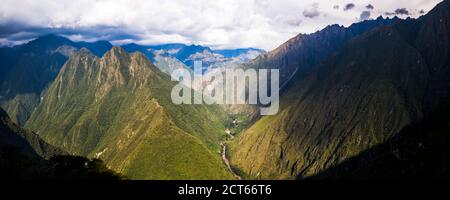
[{"left": 230, "top": 1, "right": 450, "bottom": 179}]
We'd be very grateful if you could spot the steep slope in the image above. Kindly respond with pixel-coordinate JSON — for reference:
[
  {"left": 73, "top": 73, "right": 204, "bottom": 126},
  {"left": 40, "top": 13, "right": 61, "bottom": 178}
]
[
  {"left": 26, "top": 47, "right": 233, "bottom": 179},
  {"left": 0, "top": 35, "right": 112, "bottom": 125},
  {"left": 230, "top": 1, "right": 450, "bottom": 179},
  {"left": 1, "top": 108, "right": 63, "bottom": 159},
  {"left": 309, "top": 105, "right": 450, "bottom": 180},
  {"left": 246, "top": 17, "right": 395, "bottom": 91},
  {"left": 1, "top": 107, "right": 121, "bottom": 179}
]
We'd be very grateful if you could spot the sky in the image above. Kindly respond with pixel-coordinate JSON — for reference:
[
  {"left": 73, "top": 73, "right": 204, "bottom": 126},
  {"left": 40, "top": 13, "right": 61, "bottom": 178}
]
[{"left": 0, "top": 0, "right": 443, "bottom": 50}]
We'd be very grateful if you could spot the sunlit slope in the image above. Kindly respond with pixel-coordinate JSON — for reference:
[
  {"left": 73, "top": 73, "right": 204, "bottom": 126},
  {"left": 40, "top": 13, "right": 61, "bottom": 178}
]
[
  {"left": 231, "top": 1, "right": 450, "bottom": 179},
  {"left": 26, "top": 47, "right": 233, "bottom": 179}
]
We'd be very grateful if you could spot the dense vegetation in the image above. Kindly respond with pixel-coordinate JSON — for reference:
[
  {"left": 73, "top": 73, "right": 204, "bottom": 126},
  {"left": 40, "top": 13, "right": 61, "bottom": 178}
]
[
  {"left": 231, "top": 0, "right": 450, "bottom": 179},
  {"left": 0, "top": 35, "right": 112, "bottom": 125},
  {"left": 1, "top": 108, "right": 121, "bottom": 180},
  {"left": 25, "top": 47, "right": 233, "bottom": 179},
  {"left": 309, "top": 106, "right": 450, "bottom": 180}
]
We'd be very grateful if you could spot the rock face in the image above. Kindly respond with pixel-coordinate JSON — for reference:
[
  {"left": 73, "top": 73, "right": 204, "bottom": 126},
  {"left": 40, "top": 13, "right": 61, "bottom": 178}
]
[
  {"left": 26, "top": 47, "right": 234, "bottom": 180},
  {"left": 230, "top": 1, "right": 450, "bottom": 179},
  {"left": 0, "top": 34, "right": 112, "bottom": 125}
]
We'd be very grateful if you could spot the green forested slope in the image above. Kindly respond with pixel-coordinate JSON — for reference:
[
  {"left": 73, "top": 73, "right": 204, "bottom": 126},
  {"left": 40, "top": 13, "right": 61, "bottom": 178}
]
[
  {"left": 26, "top": 47, "right": 233, "bottom": 180},
  {"left": 230, "top": 1, "right": 450, "bottom": 179}
]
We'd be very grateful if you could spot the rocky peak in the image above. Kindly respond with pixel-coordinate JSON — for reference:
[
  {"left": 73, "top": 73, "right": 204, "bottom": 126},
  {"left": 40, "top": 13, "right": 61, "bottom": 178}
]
[{"left": 103, "top": 46, "right": 130, "bottom": 64}]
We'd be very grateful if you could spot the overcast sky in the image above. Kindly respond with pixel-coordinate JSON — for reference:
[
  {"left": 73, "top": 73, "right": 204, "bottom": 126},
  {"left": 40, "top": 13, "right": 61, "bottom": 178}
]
[{"left": 0, "top": 0, "right": 442, "bottom": 50}]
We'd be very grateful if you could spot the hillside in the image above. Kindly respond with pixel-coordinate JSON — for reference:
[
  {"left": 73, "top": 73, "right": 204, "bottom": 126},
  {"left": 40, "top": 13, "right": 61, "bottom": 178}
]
[
  {"left": 244, "top": 17, "right": 395, "bottom": 90},
  {"left": 1, "top": 108, "right": 121, "bottom": 180},
  {"left": 0, "top": 35, "right": 112, "bottom": 125},
  {"left": 1, "top": 108, "right": 63, "bottom": 159},
  {"left": 309, "top": 105, "right": 450, "bottom": 180},
  {"left": 25, "top": 47, "right": 234, "bottom": 180},
  {"left": 230, "top": 1, "right": 450, "bottom": 179}
]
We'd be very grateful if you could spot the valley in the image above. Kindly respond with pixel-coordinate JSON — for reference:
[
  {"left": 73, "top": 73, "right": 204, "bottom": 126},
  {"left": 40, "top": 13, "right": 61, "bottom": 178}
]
[{"left": 1, "top": 0, "right": 450, "bottom": 181}]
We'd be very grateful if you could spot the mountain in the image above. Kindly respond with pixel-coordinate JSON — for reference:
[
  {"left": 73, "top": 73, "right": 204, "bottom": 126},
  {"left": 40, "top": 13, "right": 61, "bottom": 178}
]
[
  {"left": 230, "top": 1, "right": 450, "bottom": 179},
  {"left": 308, "top": 105, "right": 450, "bottom": 180},
  {"left": 1, "top": 108, "right": 121, "bottom": 180},
  {"left": 245, "top": 16, "right": 395, "bottom": 91},
  {"left": 213, "top": 48, "right": 265, "bottom": 60},
  {"left": 0, "top": 34, "right": 113, "bottom": 125},
  {"left": 1, "top": 107, "right": 63, "bottom": 159},
  {"left": 25, "top": 47, "right": 234, "bottom": 179},
  {"left": 122, "top": 43, "right": 265, "bottom": 74}
]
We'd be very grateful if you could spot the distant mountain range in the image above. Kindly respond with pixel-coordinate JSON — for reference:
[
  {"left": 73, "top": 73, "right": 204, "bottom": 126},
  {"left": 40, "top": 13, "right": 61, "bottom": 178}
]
[
  {"left": 123, "top": 43, "right": 265, "bottom": 73},
  {"left": 0, "top": 35, "right": 264, "bottom": 125}
]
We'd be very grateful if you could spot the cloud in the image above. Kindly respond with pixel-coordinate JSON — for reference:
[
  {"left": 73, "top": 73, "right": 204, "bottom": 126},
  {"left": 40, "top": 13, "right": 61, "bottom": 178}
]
[
  {"left": 386, "top": 8, "right": 410, "bottom": 16},
  {"left": 303, "top": 3, "right": 320, "bottom": 18},
  {"left": 0, "top": 0, "right": 443, "bottom": 50},
  {"left": 395, "top": 8, "right": 410, "bottom": 15},
  {"left": 366, "top": 4, "right": 374, "bottom": 10},
  {"left": 359, "top": 11, "right": 371, "bottom": 21},
  {"left": 344, "top": 3, "right": 355, "bottom": 11},
  {"left": 0, "top": 38, "right": 32, "bottom": 47},
  {"left": 0, "top": 23, "right": 141, "bottom": 43}
]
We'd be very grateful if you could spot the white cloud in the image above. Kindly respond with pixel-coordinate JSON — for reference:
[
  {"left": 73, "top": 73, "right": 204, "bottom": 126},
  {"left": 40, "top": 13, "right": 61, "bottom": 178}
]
[
  {"left": 303, "top": 3, "right": 320, "bottom": 18},
  {"left": 0, "top": 0, "right": 443, "bottom": 50}
]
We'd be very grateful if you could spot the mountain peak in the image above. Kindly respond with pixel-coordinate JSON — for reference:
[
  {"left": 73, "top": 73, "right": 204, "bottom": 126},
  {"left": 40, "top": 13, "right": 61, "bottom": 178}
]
[
  {"left": 102, "top": 46, "right": 131, "bottom": 65},
  {"left": 107, "top": 46, "right": 128, "bottom": 57},
  {"left": 78, "top": 47, "right": 92, "bottom": 55},
  {"left": 26, "top": 34, "right": 73, "bottom": 50}
]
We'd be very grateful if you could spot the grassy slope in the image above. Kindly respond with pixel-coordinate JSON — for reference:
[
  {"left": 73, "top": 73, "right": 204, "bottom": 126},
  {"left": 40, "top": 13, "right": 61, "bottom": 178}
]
[
  {"left": 26, "top": 47, "right": 233, "bottom": 179},
  {"left": 308, "top": 106, "right": 450, "bottom": 180},
  {"left": 230, "top": 24, "right": 430, "bottom": 179}
]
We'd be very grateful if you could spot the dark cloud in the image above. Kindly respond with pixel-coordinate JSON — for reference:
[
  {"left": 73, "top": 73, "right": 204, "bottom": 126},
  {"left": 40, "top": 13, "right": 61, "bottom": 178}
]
[
  {"left": 385, "top": 8, "right": 410, "bottom": 16},
  {"left": 366, "top": 4, "right": 374, "bottom": 10},
  {"left": 303, "top": 3, "right": 320, "bottom": 18},
  {"left": 359, "top": 11, "right": 371, "bottom": 21},
  {"left": 344, "top": 3, "right": 355, "bottom": 11},
  {"left": 0, "top": 22, "right": 142, "bottom": 45},
  {"left": 395, "top": 8, "right": 410, "bottom": 15}
]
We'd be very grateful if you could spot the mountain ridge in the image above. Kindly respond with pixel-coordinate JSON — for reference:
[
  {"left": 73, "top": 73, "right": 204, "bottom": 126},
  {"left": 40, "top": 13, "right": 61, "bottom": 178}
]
[
  {"left": 26, "top": 46, "right": 234, "bottom": 179},
  {"left": 230, "top": 1, "right": 450, "bottom": 179},
  {"left": 0, "top": 34, "right": 113, "bottom": 125}
]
